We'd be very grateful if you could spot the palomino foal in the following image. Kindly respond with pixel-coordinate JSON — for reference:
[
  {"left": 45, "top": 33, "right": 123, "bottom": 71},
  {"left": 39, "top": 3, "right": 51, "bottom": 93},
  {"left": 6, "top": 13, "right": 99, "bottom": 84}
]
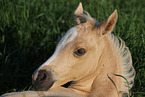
[{"left": 2, "top": 2, "right": 135, "bottom": 97}]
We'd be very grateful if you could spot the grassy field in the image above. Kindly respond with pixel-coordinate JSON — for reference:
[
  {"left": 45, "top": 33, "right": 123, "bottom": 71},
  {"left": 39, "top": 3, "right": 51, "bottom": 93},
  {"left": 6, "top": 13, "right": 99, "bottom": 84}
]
[{"left": 0, "top": 0, "right": 144, "bottom": 96}]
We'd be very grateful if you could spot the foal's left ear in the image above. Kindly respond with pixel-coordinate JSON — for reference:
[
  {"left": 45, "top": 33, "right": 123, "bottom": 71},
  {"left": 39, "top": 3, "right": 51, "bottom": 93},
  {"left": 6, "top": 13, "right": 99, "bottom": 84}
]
[
  {"left": 97, "top": 10, "right": 118, "bottom": 35},
  {"left": 74, "top": 2, "right": 86, "bottom": 24},
  {"left": 74, "top": 2, "right": 83, "bottom": 15}
]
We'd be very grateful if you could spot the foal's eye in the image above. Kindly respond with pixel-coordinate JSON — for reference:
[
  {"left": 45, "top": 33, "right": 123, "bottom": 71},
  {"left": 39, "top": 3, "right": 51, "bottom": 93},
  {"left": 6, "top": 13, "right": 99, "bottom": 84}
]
[{"left": 74, "top": 48, "right": 86, "bottom": 57}]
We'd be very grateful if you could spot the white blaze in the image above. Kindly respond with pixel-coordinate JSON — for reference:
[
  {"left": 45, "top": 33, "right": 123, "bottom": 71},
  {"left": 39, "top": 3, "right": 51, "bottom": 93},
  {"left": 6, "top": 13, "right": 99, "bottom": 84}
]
[{"left": 39, "top": 27, "right": 78, "bottom": 69}]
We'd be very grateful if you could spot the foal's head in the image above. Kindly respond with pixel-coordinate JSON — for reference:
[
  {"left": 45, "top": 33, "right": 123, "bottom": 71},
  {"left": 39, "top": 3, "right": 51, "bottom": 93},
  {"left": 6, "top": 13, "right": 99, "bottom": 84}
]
[{"left": 32, "top": 3, "right": 118, "bottom": 91}]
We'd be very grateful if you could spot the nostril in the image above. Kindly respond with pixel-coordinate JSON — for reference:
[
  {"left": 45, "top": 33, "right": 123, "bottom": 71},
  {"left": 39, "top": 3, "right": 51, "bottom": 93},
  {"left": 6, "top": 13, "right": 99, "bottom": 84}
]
[
  {"left": 38, "top": 72, "right": 47, "bottom": 81},
  {"left": 37, "top": 70, "right": 48, "bottom": 82}
]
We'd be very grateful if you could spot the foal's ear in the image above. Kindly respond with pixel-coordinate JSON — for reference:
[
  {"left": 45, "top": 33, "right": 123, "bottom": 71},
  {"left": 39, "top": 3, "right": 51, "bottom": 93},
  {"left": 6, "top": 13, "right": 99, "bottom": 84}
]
[
  {"left": 74, "top": 2, "right": 83, "bottom": 15},
  {"left": 97, "top": 10, "right": 118, "bottom": 35},
  {"left": 74, "top": 2, "right": 86, "bottom": 24}
]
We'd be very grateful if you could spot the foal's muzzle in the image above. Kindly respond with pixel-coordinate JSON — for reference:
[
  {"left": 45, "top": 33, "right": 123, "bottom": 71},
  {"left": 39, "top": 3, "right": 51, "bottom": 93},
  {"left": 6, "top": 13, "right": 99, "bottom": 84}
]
[{"left": 32, "top": 70, "right": 55, "bottom": 91}]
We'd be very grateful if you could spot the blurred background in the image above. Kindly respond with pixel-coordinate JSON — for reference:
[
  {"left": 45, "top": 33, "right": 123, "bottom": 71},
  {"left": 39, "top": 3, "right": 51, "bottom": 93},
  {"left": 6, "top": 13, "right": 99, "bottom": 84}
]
[{"left": 0, "top": 0, "right": 144, "bottom": 96}]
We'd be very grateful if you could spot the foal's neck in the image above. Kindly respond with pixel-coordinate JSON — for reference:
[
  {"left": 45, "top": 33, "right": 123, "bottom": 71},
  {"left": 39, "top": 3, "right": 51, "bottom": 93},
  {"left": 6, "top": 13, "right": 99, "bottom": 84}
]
[{"left": 86, "top": 36, "right": 122, "bottom": 97}]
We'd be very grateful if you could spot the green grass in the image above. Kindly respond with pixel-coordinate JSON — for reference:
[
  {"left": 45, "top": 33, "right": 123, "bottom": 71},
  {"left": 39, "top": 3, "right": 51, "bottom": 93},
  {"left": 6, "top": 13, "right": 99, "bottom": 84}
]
[{"left": 0, "top": 0, "right": 144, "bottom": 96}]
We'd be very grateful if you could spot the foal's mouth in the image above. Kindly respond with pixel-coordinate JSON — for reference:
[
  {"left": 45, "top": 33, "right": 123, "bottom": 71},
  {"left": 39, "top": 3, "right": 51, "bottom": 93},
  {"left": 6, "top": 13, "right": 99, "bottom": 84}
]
[{"left": 61, "top": 81, "right": 73, "bottom": 88}]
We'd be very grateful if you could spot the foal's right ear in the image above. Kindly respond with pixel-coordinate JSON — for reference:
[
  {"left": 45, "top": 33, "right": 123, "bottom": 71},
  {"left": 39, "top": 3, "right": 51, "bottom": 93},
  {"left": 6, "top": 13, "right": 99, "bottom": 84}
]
[{"left": 97, "top": 10, "right": 118, "bottom": 36}]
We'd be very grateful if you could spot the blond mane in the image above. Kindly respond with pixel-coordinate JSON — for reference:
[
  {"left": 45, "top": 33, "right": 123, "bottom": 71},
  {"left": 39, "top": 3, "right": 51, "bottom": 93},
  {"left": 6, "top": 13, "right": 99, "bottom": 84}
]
[{"left": 107, "top": 33, "right": 135, "bottom": 93}]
